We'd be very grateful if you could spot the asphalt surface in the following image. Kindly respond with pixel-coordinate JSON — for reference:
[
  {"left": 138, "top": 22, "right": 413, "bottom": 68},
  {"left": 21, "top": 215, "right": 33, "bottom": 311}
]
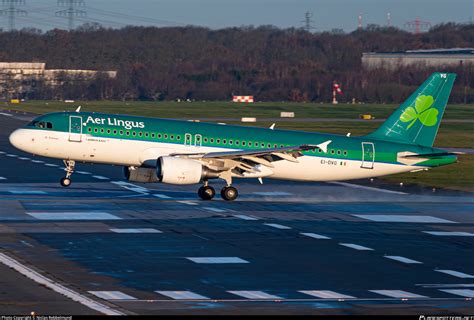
[{"left": 0, "top": 111, "right": 473, "bottom": 315}]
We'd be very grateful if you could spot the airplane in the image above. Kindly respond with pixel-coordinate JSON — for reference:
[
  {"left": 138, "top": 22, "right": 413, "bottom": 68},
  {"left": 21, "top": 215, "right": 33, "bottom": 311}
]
[{"left": 9, "top": 72, "right": 459, "bottom": 201}]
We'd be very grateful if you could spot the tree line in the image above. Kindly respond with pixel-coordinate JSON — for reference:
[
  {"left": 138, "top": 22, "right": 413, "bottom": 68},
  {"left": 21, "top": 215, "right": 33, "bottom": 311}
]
[{"left": 0, "top": 22, "right": 472, "bottom": 103}]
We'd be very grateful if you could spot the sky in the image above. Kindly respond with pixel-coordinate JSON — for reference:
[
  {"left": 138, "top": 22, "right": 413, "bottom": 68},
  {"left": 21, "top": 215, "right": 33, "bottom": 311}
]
[{"left": 2, "top": 0, "right": 473, "bottom": 32}]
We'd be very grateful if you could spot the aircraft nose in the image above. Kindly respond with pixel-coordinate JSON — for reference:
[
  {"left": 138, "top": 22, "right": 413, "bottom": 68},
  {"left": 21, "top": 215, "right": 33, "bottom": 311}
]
[{"left": 9, "top": 129, "right": 26, "bottom": 150}]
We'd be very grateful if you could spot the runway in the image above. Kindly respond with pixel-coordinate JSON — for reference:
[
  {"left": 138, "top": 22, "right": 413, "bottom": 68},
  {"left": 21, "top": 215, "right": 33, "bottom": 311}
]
[{"left": 0, "top": 111, "right": 473, "bottom": 315}]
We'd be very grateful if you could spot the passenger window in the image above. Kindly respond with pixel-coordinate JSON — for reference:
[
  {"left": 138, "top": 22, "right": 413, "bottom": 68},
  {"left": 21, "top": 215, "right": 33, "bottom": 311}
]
[
  {"left": 120, "top": 130, "right": 123, "bottom": 135},
  {"left": 235, "top": 141, "right": 239, "bottom": 145},
  {"left": 107, "top": 129, "right": 111, "bottom": 134},
  {"left": 100, "top": 128, "right": 104, "bottom": 133},
  {"left": 151, "top": 133, "right": 155, "bottom": 138},
  {"left": 337, "top": 150, "right": 341, "bottom": 155},
  {"left": 177, "top": 135, "right": 181, "bottom": 140},
  {"left": 170, "top": 135, "right": 174, "bottom": 140},
  {"left": 94, "top": 128, "right": 98, "bottom": 133},
  {"left": 242, "top": 141, "right": 246, "bottom": 146},
  {"left": 88, "top": 128, "right": 92, "bottom": 133},
  {"left": 132, "top": 132, "right": 136, "bottom": 136},
  {"left": 229, "top": 140, "right": 233, "bottom": 145},
  {"left": 164, "top": 134, "right": 168, "bottom": 139},
  {"left": 138, "top": 132, "right": 142, "bottom": 137},
  {"left": 113, "top": 130, "right": 117, "bottom": 135},
  {"left": 145, "top": 132, "right": 149, "bottom": 138},
  {"left": 223, "top": 139, "right": 227, "bottom": 144}
]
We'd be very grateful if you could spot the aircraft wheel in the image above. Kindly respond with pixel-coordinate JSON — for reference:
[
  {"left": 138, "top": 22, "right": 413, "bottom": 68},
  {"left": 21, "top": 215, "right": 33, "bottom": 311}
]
[
  {"left": 198, "top": 185, "right": 215, "bottom": 200},
  {"left": 221, "top": 186, "right": 238, "bottom": 201},
  {"left": 60, "top": 177, "right": 72, "bottom": 187}
]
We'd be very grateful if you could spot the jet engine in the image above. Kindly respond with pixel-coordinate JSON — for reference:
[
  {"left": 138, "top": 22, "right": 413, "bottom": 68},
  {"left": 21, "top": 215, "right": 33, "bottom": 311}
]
[{"left": 157, "top": 156, "right": 218, "bottom": 185}]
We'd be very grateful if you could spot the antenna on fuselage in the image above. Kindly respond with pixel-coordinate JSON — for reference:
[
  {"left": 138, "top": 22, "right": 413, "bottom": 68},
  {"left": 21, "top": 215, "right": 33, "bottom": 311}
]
[
  {"left": 75, "top": 106, "right": 81, "bottom": 112},
  {"left": 269, "top": 123, "right": 276, "bottom": 130}
]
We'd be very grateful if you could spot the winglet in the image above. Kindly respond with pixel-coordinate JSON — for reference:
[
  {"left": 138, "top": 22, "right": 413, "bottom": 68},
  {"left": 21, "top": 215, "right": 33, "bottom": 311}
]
[
  {"left": 75, "top": 106, "right": 81, "bottom": 112},
  {"left": 316, "top": 140, "right": 332, "bottom": 153},
  {"left": 269, "top": 123, "right": 275, "bottom": 130}
]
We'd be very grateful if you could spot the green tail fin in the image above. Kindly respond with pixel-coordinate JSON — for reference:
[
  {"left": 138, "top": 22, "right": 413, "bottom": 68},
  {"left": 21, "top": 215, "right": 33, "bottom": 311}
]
[{"left": 366, "top": 72, "right": 456, "bottom": 147}]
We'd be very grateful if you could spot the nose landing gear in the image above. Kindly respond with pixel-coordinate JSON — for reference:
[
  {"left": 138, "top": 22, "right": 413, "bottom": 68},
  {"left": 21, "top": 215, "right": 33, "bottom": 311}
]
[{"left": 60, "top": 160, "right": 75, "bottom": 187}]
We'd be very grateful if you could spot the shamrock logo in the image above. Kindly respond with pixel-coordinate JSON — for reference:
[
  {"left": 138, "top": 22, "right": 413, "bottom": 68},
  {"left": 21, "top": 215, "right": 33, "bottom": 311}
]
[{"left": 400, "top": 95, "right": 438, "bottom": 129}]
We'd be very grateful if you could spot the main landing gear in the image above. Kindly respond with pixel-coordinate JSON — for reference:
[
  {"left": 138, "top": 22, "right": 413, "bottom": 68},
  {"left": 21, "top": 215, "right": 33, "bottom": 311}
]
[
  {"left": 60, "top": 160, "right": 75, "bottom": 187},
  {"left": 197, "top": 181, "right": 238, "bottom": 201}
]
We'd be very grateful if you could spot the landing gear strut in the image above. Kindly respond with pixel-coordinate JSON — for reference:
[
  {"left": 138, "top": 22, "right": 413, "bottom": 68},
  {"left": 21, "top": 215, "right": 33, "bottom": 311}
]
[{"left": 60, "top": 160, "right": 75, "bottom": 187}]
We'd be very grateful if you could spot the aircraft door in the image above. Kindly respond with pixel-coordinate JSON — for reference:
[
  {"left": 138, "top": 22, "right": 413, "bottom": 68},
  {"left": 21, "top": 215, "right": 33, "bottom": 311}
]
[
  {"left": 361, "top": 142, "right": 375, "bottom": 169},
  {"left": 69, "top": 116, "right": 83, "bottom": 142}
]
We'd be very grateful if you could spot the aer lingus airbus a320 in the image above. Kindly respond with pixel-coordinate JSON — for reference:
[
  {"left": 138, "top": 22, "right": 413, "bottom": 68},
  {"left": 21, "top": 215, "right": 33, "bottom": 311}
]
[{"left": 9, "top": 72, "right": 459, "bottom": 201}]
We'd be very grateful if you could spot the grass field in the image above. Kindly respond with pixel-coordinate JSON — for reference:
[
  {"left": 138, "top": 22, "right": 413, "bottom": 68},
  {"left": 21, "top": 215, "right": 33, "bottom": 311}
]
[{"left": 2, "top": 100, "right": 473, "bottom": 191}]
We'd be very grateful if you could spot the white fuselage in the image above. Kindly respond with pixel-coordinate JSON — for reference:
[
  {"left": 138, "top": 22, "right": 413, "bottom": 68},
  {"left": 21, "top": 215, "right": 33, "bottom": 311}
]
[{"left": 10, "top": 128, "right": 420, "bottom": 182}]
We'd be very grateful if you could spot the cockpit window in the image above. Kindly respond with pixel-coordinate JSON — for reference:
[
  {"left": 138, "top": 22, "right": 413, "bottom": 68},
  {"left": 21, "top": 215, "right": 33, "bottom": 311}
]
[{"left": 27, "top": 120, "right": 53, "bottom": 129}]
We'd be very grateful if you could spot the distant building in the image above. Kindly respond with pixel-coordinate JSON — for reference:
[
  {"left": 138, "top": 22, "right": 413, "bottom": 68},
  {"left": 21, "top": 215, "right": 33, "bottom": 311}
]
[
  {"left": 362, "top": 48, "right": 474, "bottom": 70},
  {"left": 0, "top": 62, "right": 117, "bottom": 98}
]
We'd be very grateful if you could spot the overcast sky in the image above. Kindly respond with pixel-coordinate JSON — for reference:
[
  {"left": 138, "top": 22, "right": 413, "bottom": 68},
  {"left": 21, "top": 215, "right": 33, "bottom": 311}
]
[{"left": 3, "top": 0, "right": 473, "bottom": 32}]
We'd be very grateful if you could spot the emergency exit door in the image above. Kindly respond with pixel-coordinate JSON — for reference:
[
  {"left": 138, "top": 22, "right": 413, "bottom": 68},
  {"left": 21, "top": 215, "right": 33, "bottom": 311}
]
[
  {"left": 69, "top": 116, "right": 83, "bottom": 142},
  {"left": 361, "top": 142, "right": 375, "bottom": 169}
]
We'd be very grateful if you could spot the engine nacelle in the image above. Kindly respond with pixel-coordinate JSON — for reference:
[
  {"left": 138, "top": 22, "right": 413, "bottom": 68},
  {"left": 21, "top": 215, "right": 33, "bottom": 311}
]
[
  {"left": 123, "top": 166, "right": 159, "bottom": 183},
  {"left": 157, "top": 156, "right": 210, "bottom": 185}
]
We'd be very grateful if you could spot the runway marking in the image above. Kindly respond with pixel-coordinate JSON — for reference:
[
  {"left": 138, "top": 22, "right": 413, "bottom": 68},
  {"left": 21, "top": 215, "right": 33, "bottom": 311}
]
[
  {"left": 177, "top": 200, "right": 199, "bottom": 206},
  {"left": 329, "top": 182, "right": 407, "bottom": 195},
  {"left": 18, "top": 157, "right": 30, "bottom": 160},
  {"left": 263, "top": 223, "right": 292, "bottom": 230},
  {"left": 0, "top": 177, "right": 6, "bottom": 180},
  {"left": 417, "top": 284, "right": 474, "bottom": 288},
  {"left": 6, "top": 154, "right": 17, "bottom": 157},
  {"left": 186, "top": 257, "right": 249, "bottom": 264},
  {"left": 0, "top": 112, "right": 13, "bottom": 117},
  {"left": 9, "top": 190, "right": 46, "bottom": 194},
  {"left": 155, "top": 291, "right": 210, "bottom": 300},
  {"left": 353, "top": 214, "right": 456, "bottom": 224},
  {"left": 76, "top": 171, "right": 92, "bottom": 175},
  {"left": 110, "top": 228, "right": 162, "bottom": 233},
  {"left": 301, "top": 232, "right": 331, "bottom": 240},
  {"left": 435, "top": 270, "right": 474, "bottom": 279},
  {"left": 233, "top": 214, "right": 259, "bottom": 221},
  {"left": 153, "top": 194, "right": 171, "bottom": 199},
  {"left": 423, "top": 231, "right": 474, "bottom": 237},
  {"left": 439, "top": 289, "right": 474, "bottom": 298},
  {"left": 44, "top": 163, "right": 59, "bottom": 167},
  {"left": 31, "top": 160, "right": 44, "bottom": 164},
  {"left": 384, "top": 256, "right": 422, "bottom": 264},
  {"left": 299, "top": 290, "right": 355, "bottom": 299},
  {"left": 89, "top": 291, "right": 137, "bottom": 300},
  {"left": 370, "top": 290, "right": 427, "bottom": 299},
  {"left": 253, "top": 191, "right": 292, "bottom": 196},
  {"left": 0, "top": 253, "right": 123, "bottom": 315},
  {"left": 339, "top": 243, "right": 373, "bottom": 251},
  {"left": 227, "top": 291, "right": 283, "bottom": 300},
  {"left": 26, "top": 211, "right": 122, "bottom": 221},
  {"left": 203, "top": 207, "right": 227, "bottom": 213},
  {"left": 0, "top": 151, "right": 4, "bottom": 154},
  {"left": 111, "top": 181, "right": 149, "bottom": 194},
  {"left": 92, "top": 175, "right": 110, "bottom": 180}
]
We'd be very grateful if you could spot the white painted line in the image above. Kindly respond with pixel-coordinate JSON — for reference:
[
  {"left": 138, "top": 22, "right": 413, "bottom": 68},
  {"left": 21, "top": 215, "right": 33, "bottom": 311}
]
[
  {"left": 92, "top": 175, "right": 109, "bottom": 180},
  {"left": 353, "top": 214, "right": 456, "bottom": 224},
  {"left": 384, "top": 256, "right": 422, "bottom": 264},
  {"left": 154, "top": 194, "right": 171, "bottom": 199},
  {"left": 0, "top": 252, "right": 123, "bottom": 315},
  {"left": 26, "top": 211, "right": 122, "bottom": 221},
  {"left": 299, "top": 290, "right": 355, "bottom": 299},
  {"left": 0, "top": 151, "right": 4, "bottom": 154},
  {"left": 253, "top": 191, "right": 292, "bottom": 196},
  {"left": 329, "top": 181, "right": 407, "bottom": 195},
  {"left": 439, "top": 289, "right": 474, "bottom": 298},
  {"left": 6, "top": 154, "right": 17, "bottom": 157},
  {"left": 44, "top": 163, "right": 59, "bottom": 167},
  {"left": 436, "top": 270, "right": 474, "bottom": 279},
  {"left": 263, "top": 223, "right": 292, "bottom": 230},
  {"left": 227, "top": 291, "right": 282, "bottom": 300},
  {"left": 186, "top": 257, "right": 249, "bottom": 264},
  {"left": 233, "top": 214, "right": 259, "bottom": 221},
  {"left": 111, "top": 181, "right": 149, "bottom": 194},
  {"left": 76, "top": 171, "right": 92, "bottom": 175},
  {"left": 203, "top": 207, "right": 226, "bottom": 213},
  {"left": 0, "top": 177, "right": 6, "bottom": 180},
  {"left": 10, "top": 190, "right": 46, "bottom": 195},
  {"left": 156, "top": 291, "right": 210, "bottom": 300},
  {"left": 18, "top": 157, "right": 30, "bottom": 160},
  {"left": 300, "top": 232, "right": 331, "bottom": 240},
  {"left": 0, "top": 112, "right": 13, "bottom": 117},
  {"left": 423, "top": 231, "right": 474, "bottom": 237},
  {"left": 370, "top": 290, "right": 427, "bottom": 298},
  {"left": 89, "top": 291, "right": 137, "bottom": 300},
  {"left": 417, "top": 284, "right": 474, "bottom": 288},
  {"left": 339, "top": 243, "right": 373, "bottom": 251},
  {"left": 177, "top": 200, "right": 199, "bottom": 206},
  {"left": 31, "top": 160, "right": 44, "bottom": 164},
  {"left": 110, "top": 228, "right": 162, "bottom": 233}
]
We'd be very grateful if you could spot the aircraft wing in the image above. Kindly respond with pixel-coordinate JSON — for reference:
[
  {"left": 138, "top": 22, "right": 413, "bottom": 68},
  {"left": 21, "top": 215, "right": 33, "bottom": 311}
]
[{"left": 170, "top": 140, "right": 332, "bottom": 178}]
